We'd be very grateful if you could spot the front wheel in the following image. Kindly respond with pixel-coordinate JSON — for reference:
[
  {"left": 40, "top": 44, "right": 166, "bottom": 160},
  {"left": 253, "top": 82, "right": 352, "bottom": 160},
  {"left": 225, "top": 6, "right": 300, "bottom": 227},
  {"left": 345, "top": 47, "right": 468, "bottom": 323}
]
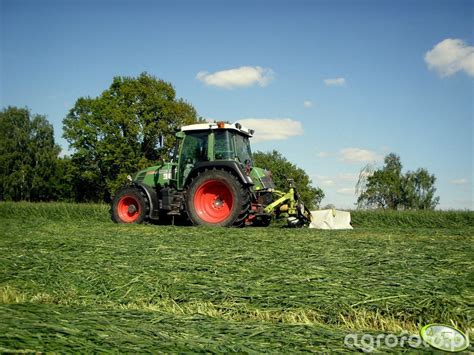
[
  {"left": 186, "top": 169, "right": 250, "bottom": 227},
  {"left": 111, "top": 186, "right": 149, "bottom": 224}
]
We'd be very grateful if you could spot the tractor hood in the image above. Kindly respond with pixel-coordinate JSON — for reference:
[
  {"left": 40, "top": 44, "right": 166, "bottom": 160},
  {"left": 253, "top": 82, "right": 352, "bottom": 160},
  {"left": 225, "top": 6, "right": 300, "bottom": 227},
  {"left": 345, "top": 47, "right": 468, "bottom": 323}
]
[{"left": 250, "top": 167, "right": 276, "bottom": 191}]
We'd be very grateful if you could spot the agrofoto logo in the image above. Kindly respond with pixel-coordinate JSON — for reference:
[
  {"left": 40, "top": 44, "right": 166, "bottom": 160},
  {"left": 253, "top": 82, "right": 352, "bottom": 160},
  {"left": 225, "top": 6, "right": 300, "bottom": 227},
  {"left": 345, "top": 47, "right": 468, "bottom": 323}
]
[
  {"left": 344, "top": 324, "right": 470, "bottom": 353},
  {"left": 420, "top": 324, "right": 470, "bottom": 352}
]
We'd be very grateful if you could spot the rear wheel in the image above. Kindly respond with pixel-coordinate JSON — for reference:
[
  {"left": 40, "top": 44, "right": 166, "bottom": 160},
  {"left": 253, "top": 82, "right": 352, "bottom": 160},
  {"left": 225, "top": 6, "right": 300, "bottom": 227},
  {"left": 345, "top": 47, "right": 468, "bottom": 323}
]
[
  {"left": 186, "top": 169, "right": 250, "bottom": 227},
  {"left": 111, "top": 186, "right": 149, "bottom": 224}
]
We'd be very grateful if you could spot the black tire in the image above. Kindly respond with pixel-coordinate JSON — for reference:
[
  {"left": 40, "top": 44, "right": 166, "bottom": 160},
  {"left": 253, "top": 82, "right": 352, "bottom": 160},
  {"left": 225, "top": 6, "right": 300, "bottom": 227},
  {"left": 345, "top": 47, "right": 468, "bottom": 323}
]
[
  {"left": 111, "top": 186, "right": 149, "bottom": 224},
  {"left": 186, "top": 168, "right": 251, "bottom": 227}
]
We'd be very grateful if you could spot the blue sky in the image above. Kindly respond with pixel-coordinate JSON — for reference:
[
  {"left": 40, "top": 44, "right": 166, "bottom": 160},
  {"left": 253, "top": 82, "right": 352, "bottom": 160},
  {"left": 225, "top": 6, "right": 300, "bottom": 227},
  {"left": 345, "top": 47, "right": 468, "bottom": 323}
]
[{"left": 1, "top": 0, "right": 472, "bottom": 209}]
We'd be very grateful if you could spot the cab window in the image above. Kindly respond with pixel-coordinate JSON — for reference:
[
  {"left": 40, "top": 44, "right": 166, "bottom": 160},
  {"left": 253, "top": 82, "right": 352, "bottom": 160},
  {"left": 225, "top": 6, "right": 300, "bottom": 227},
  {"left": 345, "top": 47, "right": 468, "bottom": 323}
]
[
  {"left": 179, "top": 131, "right": 208, "bottom": 185},
  {"left": 234, "top": 133, "right": 252, "bottom": 164},
  {"left": 214, "top": 131, "right": 233, "bottom": 160}
]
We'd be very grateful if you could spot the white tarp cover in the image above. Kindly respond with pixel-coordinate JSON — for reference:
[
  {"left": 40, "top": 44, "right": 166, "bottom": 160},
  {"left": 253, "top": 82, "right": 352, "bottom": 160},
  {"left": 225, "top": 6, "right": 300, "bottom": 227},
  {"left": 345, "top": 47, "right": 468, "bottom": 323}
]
[{"left": 309, "top": 209, "right": 353, "bottom": 229}]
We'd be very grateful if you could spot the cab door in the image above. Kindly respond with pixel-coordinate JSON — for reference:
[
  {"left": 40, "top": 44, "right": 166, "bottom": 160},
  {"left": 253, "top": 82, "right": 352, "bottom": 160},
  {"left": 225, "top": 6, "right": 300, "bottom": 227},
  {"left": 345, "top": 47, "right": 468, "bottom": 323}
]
[{"left": 177, "top": 131, "right": 209, "bottom": 188}]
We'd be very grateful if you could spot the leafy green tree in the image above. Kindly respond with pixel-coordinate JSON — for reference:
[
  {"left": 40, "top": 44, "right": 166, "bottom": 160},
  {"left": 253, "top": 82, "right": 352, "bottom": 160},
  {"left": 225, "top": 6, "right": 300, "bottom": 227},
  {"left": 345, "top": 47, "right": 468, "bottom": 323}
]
[
  {"left": 63, "top": 72, "right": 201, "bottom": 201},
  {"left": 356, "top": 153, "right": 403, "bottom": 209},
  {"left": 252, "top": 150, "right": 324, "bottom": 209},
  {"left": 402, "top": 168, "right": 439, "bottom": 209},
  {"left": 356, "top": 153, "right": 439, "bottom": 210},
  {"left": 49, "top": 156, "right": 76, "bottom": 201},
  {"left": 0, "top": 107, "right": 61, "bottom": 201}
]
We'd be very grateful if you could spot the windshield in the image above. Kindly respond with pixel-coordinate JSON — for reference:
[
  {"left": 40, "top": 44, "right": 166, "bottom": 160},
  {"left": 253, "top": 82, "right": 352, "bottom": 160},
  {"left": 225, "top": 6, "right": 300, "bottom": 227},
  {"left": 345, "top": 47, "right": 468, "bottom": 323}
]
[{"left": 234, "top": 133, "right": 252, "bottom": 164}]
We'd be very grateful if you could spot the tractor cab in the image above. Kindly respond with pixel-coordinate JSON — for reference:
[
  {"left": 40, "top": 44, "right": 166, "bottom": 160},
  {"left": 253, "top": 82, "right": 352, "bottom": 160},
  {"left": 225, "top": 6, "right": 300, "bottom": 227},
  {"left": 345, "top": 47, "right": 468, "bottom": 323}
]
[{"left": 175, "top": 122, "right": 255, "bottom": 189}]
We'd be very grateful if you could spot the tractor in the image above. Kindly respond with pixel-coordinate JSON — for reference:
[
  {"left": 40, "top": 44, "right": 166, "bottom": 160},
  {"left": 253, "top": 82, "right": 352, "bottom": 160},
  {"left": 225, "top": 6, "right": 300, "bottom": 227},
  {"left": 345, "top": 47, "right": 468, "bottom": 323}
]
[{"left": 111, "top": 121, "right": 311, "bottom": 227}]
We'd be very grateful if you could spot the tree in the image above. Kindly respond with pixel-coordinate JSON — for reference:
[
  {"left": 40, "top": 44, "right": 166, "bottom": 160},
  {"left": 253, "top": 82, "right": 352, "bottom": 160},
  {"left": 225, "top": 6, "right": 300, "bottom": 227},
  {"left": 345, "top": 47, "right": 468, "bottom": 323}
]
[
  {"left": 0, "top": 107, "right": 61, "bottom": 201},
  {"left": 356, "top": 153, "right": 403, "bottom": 209},
  {"left": 49, "top": 156, "right": 76, "bottom": 201},
  {"left": 63, "top": 72, "right": 201, "bottom": 201},
  {"left": 356, "top": 153, "right": 439, "bottom": 210},
  {"left": 402, "top": 168, "right": 440, "bottom": 209},
  {"left": 252, "top": 150, "right": 324, "bottom": 209}
]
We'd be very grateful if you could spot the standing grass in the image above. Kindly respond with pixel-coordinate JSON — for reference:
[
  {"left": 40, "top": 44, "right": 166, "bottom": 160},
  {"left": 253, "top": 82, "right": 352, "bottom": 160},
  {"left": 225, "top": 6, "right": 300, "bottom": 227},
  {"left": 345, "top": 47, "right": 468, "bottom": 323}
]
[
  {"left": 351, "top": 209, "right": 474, "bottom": 228},
  {"left": 0, "top": 202, "right": 472, "bottom": 352},
  {"left": 1, "top": 201, "right": 472, "bottom": 227},
  {"left": 0, "top": 201, "right": 110, "bottom": 222}
]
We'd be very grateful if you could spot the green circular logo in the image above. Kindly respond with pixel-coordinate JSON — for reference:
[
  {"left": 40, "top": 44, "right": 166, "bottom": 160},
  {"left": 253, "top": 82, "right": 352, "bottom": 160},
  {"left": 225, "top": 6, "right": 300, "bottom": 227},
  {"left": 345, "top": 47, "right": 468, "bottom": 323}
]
[{"left": 420, "top": 324, "right": 469, "bottom": 352}]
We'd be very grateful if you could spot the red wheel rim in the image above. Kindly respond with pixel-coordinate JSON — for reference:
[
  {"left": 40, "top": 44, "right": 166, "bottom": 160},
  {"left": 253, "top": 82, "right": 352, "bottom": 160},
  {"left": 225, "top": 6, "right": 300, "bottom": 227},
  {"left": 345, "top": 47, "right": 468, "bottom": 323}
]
[
  {"left": 117, "top": 195, "right": 141, "bottom": 223},
  {"left": 194, "top": 179, "right": 234, "bottom": 223}
]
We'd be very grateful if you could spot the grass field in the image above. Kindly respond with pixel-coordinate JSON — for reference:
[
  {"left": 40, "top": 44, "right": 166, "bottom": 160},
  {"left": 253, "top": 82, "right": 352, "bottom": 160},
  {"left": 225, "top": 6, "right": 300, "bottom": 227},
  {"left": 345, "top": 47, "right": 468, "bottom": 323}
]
[{"left": 0, "top": 202, "right": 472, "bottom": 352}]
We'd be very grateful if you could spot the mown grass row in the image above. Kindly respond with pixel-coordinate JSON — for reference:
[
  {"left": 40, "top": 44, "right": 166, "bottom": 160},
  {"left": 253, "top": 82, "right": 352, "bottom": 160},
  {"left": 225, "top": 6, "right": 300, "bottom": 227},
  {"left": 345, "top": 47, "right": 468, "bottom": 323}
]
[
  {"left": 0, "top": 201, "right": 472, "bottom": 228},
  {"left": 0, "top": 303, "right": 353, "bottom": 353},
  {"left": 1, "top": 212, "right": 473, "bottom": 351}
]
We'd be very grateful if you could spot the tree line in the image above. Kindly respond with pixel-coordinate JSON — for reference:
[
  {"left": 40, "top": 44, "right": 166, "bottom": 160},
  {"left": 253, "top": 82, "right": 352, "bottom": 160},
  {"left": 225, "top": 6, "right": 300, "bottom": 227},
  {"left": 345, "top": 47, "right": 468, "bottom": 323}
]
[
  {"left": 1, "top": 73, "right": 200, "bottom": 202},
  {"left": 356, "top": 153, "right": 439, "bottom": 210},
  {"left": 0, "top": 72, "right": 439, "bottom": 209}
]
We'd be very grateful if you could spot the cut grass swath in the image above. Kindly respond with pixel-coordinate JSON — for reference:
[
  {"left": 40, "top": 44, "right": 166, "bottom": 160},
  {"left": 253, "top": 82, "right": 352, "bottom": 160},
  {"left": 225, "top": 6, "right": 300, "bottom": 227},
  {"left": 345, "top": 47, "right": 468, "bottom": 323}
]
[{"left": 0, "top": 202, "right": 472, "bottom": 352}]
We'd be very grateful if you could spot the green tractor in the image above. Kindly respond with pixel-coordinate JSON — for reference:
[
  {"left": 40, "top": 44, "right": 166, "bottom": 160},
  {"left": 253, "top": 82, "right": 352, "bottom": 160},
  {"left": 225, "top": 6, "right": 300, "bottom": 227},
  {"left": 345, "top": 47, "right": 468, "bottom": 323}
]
[{"left": 111, "top": 121, "right": 311, "bottom": 227}]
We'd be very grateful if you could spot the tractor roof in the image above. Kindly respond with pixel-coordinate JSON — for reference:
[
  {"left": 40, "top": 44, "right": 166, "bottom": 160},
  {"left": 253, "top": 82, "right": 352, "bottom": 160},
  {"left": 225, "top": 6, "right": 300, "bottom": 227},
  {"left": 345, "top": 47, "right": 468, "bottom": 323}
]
[{"left": 180, "top": 122, "right": 254, "bottom": 137}]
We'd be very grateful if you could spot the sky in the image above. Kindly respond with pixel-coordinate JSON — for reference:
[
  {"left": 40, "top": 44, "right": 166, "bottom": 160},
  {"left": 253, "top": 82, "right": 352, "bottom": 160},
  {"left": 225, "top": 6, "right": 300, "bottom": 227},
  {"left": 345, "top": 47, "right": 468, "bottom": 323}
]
[{"left": 1, "top": 0, "right": 473, "bottom": 209}]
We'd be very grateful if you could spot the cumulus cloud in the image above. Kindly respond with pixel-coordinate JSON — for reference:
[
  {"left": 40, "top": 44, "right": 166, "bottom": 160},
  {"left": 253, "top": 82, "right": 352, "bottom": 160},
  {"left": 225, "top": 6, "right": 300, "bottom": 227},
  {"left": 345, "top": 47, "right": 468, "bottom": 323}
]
[
  {"left": 314, "top": 176, "right": 336, "bottom": 187},
  {"left": 324, "top": 77, "right": 346, "bottom": 86},
  {"left": 316, "top": 151, "right": 331, "bottom": 158},
  {"left": 450, "top": 178, "right": 468, "bottom": 185},
  {"left": 303, "top": 100, "right": 313, "bottom": 108},
  {"left": 237, "top": 118, "right": 303, "bottom": 142},
  {"left": 196, "top": 66, "right": 274, "bottom": 89},
  {"left": 340, "top": 148, "right": 381, "bottom": 163},
  {"left": 321, "top": 180, "right": 335, "bottom": 187},
  {"left": 424, "top": 38, "right": 474, "bottom": 77}
]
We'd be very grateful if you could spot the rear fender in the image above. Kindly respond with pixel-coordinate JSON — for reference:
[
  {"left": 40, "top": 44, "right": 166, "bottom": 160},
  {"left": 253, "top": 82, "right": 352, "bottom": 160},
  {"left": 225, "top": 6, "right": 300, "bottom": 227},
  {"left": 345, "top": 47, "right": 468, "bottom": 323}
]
[{"left": 185, "top": 161, "right": 254, "bottom": 187}]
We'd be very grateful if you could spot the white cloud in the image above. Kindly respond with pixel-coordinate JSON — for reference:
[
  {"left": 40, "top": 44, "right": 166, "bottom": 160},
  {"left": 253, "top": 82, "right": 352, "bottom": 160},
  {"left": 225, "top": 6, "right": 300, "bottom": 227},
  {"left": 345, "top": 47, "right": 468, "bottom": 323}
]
[
  {"left": 337, "top": 187, "right": 355, "bottom": 195},
  {"left": 314, "top": 172, "right": 366, "bottom": 187},
  {"left": 196, "top": 66, "right": 274, "bottom": 89},
  {"left": 237, "top": 118, "right": 303, "bottom": 142},
  {"left": 450, "top": 178, "right": 468, "bottom": 185},
  {"left": 324, "top": 77, "right": 346, "bottom": 86},
  {"left": 340, "top": 148, "right": 381, "bottom": 163},
  {"left": 316, "top": 151, "right": 331, "bottom": 158},
  {"left": 303, "top": 100, "right": 313, "bottom": 108},
  {"left": 314, "top": 175, "right": 336, "bottom": 187},
  {"left": 424, "top": 38, "right": 474, "bottom": 77}
]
